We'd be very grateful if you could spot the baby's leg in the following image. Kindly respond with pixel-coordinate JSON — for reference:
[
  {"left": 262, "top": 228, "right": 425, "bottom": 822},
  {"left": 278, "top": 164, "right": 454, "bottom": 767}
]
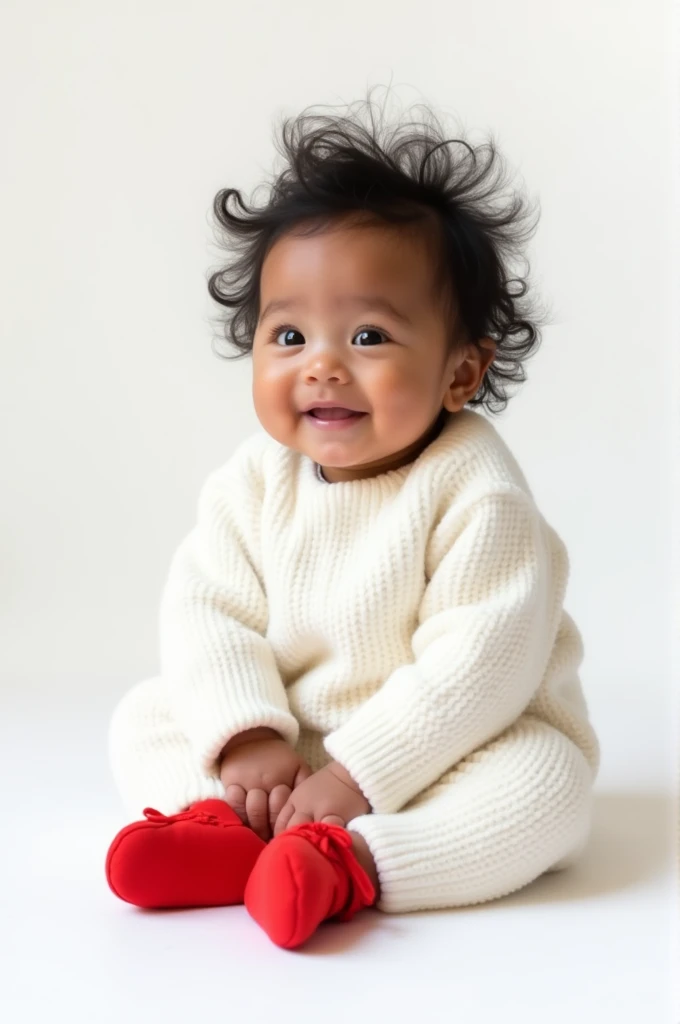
[
  {"left": 106, "top": 676, "right": 263, "bottom": 908},
  {"left": 348, "top": 714, "right": 595, "bottom": 915},
  {"left": 244, "top": 715, "right": 593, "bottom": 948},
  {"left": 109, "top": 675, "right": 224, "bottom": 816}
]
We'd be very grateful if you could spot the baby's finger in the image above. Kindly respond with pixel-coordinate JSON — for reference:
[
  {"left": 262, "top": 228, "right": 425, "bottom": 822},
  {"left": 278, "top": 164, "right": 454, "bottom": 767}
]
[
  {"left": 224, "top": 784, "right": 247, "bottom": 825},
  {"left": 268, "top": 784, "right": 291, "bottom": 836},
  {"left": 294, "top": 763, "right": 313, "bottom": 787},
  {"left": 286, "top": 809, "right": 314, "bottom": 831},
  {"left": 320, "top": 814, "right": 345, "bottom": 828},
  {"left": 245, "top": 787, "right": 270, "bottom": 841},
  {"left": 273, "top": 800, "right": 294, "bottom": 838}
]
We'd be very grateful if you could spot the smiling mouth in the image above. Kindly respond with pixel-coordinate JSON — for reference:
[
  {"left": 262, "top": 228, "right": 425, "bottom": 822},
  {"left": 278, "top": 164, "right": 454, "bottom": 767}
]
[
  {"left": 304, "top": 409, "right": 368, "bottom": 430},
  {"left": 307, "top": 408, "right": 365, "bottom": 420}
]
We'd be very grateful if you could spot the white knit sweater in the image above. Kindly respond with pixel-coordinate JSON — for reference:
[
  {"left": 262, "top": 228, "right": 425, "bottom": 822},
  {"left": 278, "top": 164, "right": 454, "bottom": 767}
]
[{"left": 158, "top": 409, "right": 599, "bottom": 815}]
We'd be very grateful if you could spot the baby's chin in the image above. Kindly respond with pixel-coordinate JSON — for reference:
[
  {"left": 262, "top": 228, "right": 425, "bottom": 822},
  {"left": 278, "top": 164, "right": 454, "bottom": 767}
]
[
  {"left": 296, "top": 415, "right": 376, "bottom": 459},
  {"left": 260, "top": 413, "right": 415, "bottom": 476}
]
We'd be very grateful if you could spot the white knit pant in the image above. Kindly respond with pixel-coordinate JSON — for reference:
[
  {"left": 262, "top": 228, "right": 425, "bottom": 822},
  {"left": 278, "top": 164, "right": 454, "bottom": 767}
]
[{"left": 109, "top": 676, "right": 595, "bottom": 914}]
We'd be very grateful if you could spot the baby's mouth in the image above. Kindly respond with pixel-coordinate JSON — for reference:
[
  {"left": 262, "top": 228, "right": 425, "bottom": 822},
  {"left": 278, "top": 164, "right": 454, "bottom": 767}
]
[{"left": 307, "top": 408, "right": 365, "bottom": 420}]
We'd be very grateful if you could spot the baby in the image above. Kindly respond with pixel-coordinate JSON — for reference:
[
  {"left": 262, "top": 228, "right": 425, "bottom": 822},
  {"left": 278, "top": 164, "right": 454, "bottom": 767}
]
[{"left": 105, "top": 96, "right": 600, "bottom": 949}]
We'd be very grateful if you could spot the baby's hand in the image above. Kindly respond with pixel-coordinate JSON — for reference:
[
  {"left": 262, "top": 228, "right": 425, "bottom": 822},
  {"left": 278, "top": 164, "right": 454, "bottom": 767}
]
[
  {"left": 219, "top": 728, "right": 312, "bottom": 842},
  {"left": 273, "top": 761, "right": 371, "bottom": 836}
]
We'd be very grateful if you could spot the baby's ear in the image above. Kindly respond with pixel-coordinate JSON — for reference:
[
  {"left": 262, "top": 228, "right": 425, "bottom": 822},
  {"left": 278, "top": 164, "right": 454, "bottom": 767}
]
[
  {"left": 444, "top": 339, "right": 496, "bottom": 411},
  {"left": 478, "top": 337, "right": 497, "bottom": 362}
]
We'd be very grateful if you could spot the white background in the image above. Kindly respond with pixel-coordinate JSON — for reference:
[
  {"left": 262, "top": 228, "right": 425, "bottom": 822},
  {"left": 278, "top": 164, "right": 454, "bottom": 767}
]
[{"left": 1, "top": 2, "right": 677, "bottom": 1022}]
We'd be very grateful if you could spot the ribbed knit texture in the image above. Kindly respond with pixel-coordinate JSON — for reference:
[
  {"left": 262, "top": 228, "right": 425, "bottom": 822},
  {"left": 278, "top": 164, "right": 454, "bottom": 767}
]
[
  {"left": 110, "top": 408, "right": 600, "bottom": 911},
  {"left": 156, "top": 408, "right": 598, "bottom": 805}
]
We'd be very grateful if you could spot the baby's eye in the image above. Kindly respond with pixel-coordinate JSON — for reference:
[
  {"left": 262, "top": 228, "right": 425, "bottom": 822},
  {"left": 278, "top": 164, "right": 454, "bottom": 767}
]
[
  {"left": 275, "top": 328, "right": 305, "bottom": 346},
  {"left": 352, "top": 328, "right": 387, "bottom": 346}
]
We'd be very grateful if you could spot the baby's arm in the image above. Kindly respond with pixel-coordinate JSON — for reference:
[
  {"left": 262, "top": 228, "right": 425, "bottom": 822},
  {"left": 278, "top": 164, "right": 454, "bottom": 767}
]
[
  {"left": 158, "top": 436, "right": 300, "bottom": 783},
  {"left": 323, "top": 489, "right": 567, "bottom": 816}
]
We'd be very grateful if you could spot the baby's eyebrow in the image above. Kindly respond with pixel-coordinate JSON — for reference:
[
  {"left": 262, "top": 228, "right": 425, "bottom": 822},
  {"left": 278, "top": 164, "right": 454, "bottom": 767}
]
[
  {"left": 258, "top": 295, "right": 412, "bottom": 326},
  {"left": 341, "top": 296, "right": 413, "bottom": 325}
]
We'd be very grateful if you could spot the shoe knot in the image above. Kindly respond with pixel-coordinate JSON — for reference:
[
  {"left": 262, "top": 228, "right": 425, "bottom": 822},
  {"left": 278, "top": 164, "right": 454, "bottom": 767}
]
[
  {"left": 142, "top": 807, "right": 220, "bottom": 826},
  {"left": 192, "top": 813, "right": 221, "bottom": 826},
  {"left": 288, "top": 821, "right": 353, "bottom": 856}
]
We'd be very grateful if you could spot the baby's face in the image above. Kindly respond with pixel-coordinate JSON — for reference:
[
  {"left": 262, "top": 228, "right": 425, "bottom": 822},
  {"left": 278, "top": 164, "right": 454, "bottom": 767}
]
[{"left": 251, "top": 216, "right": 481, "bottom": 482}]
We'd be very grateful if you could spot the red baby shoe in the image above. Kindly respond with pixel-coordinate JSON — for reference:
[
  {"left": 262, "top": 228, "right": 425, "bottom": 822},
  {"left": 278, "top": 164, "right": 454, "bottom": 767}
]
[
  {"left": 244, "top": 822, "right": 376, "bottom": 949},
  {"left": 106, "top": 799, "right": 265, "bottom": 909}
]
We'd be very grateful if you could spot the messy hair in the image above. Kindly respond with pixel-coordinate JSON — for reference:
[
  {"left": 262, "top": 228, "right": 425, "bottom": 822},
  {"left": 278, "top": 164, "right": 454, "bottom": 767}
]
[{"left": 206, "top": 91, "right": 550, "bottom": 413}]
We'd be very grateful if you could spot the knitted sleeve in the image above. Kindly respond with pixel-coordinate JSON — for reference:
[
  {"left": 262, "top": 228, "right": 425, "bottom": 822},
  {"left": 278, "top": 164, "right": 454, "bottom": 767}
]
[
  {"left": 158, "top": 437, "right": 299, "bottom": 777},
  {"left": 323, "top": 489, "right": 566, "bottom": 815}
]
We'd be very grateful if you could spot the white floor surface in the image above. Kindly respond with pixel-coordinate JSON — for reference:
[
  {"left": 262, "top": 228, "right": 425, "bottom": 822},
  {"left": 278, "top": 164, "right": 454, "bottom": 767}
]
[{"left": 1, "top": 683, "right": 677, "bottom": 1024}]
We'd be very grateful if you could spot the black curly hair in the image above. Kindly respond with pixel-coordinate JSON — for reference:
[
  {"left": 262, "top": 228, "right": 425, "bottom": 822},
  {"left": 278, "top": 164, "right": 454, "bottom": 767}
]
[{"left": 206, "top": 92, "right": 550, "bottom": 413}]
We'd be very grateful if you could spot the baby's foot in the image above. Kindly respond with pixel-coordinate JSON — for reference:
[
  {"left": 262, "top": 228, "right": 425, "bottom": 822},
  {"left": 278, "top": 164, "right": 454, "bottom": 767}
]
[
  {"left": 244, "top": 822, "right": 375, "bottom": 948},
  {"left": 106, "top": 799, "right": 265, "bottom": 908}
]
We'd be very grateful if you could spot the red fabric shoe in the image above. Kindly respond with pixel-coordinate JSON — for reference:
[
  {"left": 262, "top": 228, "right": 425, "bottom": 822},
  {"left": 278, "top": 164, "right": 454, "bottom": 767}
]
[
  {"left": 105, "top": 799, "right": 265, "bottom": 909},
  {"left": 244, "top": 822, "right": 376, "bottom": 949}
]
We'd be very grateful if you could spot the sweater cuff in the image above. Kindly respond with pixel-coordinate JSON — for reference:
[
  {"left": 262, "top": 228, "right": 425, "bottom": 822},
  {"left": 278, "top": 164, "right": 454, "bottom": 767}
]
[
  {"left": 323, "top": 698, "right": 427, "bottom": 815},
  {"left": 194, "top": 706, "right": 300, "bottom": 780}
]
